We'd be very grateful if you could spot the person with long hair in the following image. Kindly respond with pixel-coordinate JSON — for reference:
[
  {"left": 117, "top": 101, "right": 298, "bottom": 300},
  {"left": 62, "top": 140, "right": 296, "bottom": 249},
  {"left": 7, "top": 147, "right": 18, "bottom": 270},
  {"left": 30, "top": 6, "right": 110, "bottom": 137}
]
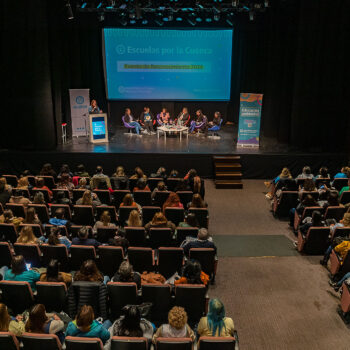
[
  {"left": 162, "top": 192, "right": 183, "bottom": 213},
  {"left": 40, "top": 259, "right": 72, "bottom": 286},
  {"left": 192, "top": 175, "right": 205, "bottom": 199},
  {"left": 151, "top": 181, "right": 167, "bottom": 200},
  {"left": 144, "top": 212, "right": 176, "bottom": 234},
  {"left": 17, "top": 176, "right": 29, "bottom": 190},
  {"left": 76, "top": 189, "right": 101, "bottom": 208},
  {"left": 0, "top": 303, "right": 25, "bottom": 336},
  {"left": 112, "top": 261, "right": 141, "bottom": 289},
  {"left": 289, "top": 194, "right": 318, "bottom": 227},
  {"left": 264, "top": 167, "right": 293, "bottom": 200},
  {"left": 197, "top": 299, "right": 234, "bottom": 337},
  {"left": 24, "top": 206, "right": 41, "bottom": 225},
  {"left": 25, "top": 304, "right": 64, "bottom": 342},
  {"left": 119, "top": 193, "right": 141, "bottom": 211},
  {"left": 296, "top": 166, "right": 314, "bottom": 180},
  {"left": 130, "top": 167, "right": 147, "bottom": 180},
  {"left": 316, "top": 166, "right": 330, "bottom": 180},
  {"left": 0, "top": 209, "right": 23, "bottom": 228},
  {"left": 33, "top": 177, "right": 53, "bottom": 200},
  {"left": 178, "top": 212, "right": 199, "bottom": 228},
  {"left": 153, "top": 306, "right": 195, "bottom": 342},
  {"left": 88, "top": 99, "right": 103, "bottom": 114},
  {"left": 176, "top": 107, "right": 191, "bottom": 126},
  {"left": 66, "top": 305, "right": 110, "bottom": 343},
  {"left": 298, "top": 178, "right": 316, "bottom": 200},
  {"left": 93, "top": 211, "right": 117, "bottom": 233},
  {"left": 9, "top": 188, "right": 31, "bottom": 208},
  {"left": 133, "top": 178, "right": 151, "bottom": 192},
  {"left": 157, "top": 107, "right": 171, "bottom": 126},
  {"left": 174, "top": 259, "right": 209, "bottom": 286},
  {"left": 74, "top": 260, "right": 105, "bottom": 283},
  {"left": 58, "top": 164, "right": 73, "bottom": 178},
  {"left": 189, "top": 109, "right": 207, "bottom": 133},
  {"left": 16, "top": 225, "right": 39, "bottom": 244},
  {"left": 39, "top": 163, "right": 57, "bottom": 179},
  {"left": 44, "top": 226, "right": 71, "bottom": 249},
  {"left": 187, "top": 193, "right": 207, "bottom": 209},
  {"left": 33, "top": 191, "right": 46, "bottom": 205},
  {"left": 126, "top": 209, "right": 142, "bottom": 227},
  {"left": 139, "top": 106, "right": 155, "bottom": 135},
  {"left": 111, "top": 166, "right": 129, "bottom": 190}
]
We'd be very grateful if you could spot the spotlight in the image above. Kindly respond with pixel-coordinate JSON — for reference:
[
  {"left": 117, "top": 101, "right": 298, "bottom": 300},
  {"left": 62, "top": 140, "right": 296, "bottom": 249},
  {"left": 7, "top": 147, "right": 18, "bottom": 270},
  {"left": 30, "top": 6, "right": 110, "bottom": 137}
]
[
  {"left": 205, "top": 17, "right": 212, "bottom": 22},
  {"left": 226, "top": 17, "right": 233, "bottom": 26},
  {"left": 98, "top": 12, "right": 105, "bottom": 21},
  {"left": 187, "top": 18, "right": 196, "bottom": 26},
  {"left": 214, "top": 14, "right": 220, "bottom": 21},
  {"left": 155, "top": 19, "right": 164, "bottom": 26},
  {"left": 65, "top": 1, "right": 74, "bottom": 20},
  {"left": 81, "top": 2, "right": 87, "bottom": 9},
  {"left": 176, "top": 17, "right": 183, "bottom": 21},
  {"left": 249, "top": 11, "right": 255, "bottom": 21},
  {"left": 264, "top": 0, "right": 269, "bottom": 7},
  {"left": 142, "top": 19, "right": 148, "bottom": 24}
]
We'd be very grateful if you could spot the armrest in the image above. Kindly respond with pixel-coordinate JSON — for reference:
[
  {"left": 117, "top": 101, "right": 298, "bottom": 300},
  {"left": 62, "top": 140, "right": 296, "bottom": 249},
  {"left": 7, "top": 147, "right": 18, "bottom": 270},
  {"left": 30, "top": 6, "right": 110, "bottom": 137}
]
[{"left": 330, "top": 249, "right": 342, "bottom": 275}]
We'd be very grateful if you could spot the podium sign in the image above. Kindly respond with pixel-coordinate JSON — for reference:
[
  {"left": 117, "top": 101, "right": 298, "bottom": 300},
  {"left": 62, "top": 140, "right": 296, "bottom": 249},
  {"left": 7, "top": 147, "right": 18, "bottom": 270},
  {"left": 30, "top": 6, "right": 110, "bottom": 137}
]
[
  {"left": 69, "top": 89, "right": 90, "bottom": 137},
  {"left": 237, "top": 93, "right": 263, "bottom": 148},
  {"left": 89, "top": 114, "right": 109, "bottom": 143}
]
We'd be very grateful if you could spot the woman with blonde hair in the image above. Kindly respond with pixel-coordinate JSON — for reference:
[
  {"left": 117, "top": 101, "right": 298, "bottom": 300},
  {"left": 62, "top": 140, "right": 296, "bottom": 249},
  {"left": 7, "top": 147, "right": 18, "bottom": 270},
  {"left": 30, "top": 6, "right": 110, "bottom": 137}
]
[
  {"left": 126, "top": 209, "right": 142, "bottom": 227},
  {"left": 265, "top": 167, "right": 293, "bottom": 199},
  {"left": 17, "top": 176, "right": 29, "bottom": 190},
  {"left": 153, "top": 306, "right": 195, "bottom": 342},
  {"left": 0, "top": 177, "right": 12, "bottom": 192},
  {"left": 17, "top": 225, "right": 39, "bottom": 244},
  {"left": 0, "top": 303, "right": 25, "bottom": 336},
  {"left": 76, "top": 190, "right": 101, "bottom": 208},
  {"left": 93, "top": 210, "right": 117, "bottom": 233},
  {"left": 24, "top": 206, "right": 41, "bottom": 225}
]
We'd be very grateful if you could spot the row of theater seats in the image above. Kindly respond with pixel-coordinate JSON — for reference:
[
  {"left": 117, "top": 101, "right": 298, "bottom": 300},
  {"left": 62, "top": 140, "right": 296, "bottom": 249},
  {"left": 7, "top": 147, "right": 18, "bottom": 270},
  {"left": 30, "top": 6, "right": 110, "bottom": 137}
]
[
  {"left": 0, "top": 332, "right": 237, "bottom": 350},
  {"left": 0, "top": 242, "right": 217, "bottom": 280},
  {"left": 274, "top": 177, "right": 349, "bottom": 192}
]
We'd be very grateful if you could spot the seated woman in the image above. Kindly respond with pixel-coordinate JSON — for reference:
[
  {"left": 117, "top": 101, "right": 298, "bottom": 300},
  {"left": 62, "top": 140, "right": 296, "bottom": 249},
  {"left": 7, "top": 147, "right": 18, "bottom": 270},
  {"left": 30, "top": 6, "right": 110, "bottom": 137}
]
[
  {"left": 174, "top": 259, "right": 209, "bottom": 286},
  {"left": 320, "top": 191, "right": 342, "bottom": 209},
  {"left": 298, "top": 210, "right": 325, "bottom": 235},
  {"left": 33, "top": 191, "right": 46, "bottom": 205},
  {"left": 76, "top": 190, "right": 101, "bottom": 209},
  {"left": 151, "top": 181, "right": 167, "bottom": 200},
  {"left": 58, "top": 164, "right": 73, "bottom": 178},
  {"left": 52, "top": 190, "right": 71, "bottom": 206},
  {"left": 264, "top": 167, "right": 293, "bottom": 200},
  {"left": 111, "top": 166, "right": 129, "bottom": 190},
  {"left": 42, "top": 226, "right": 71, "bottom": 249},
  {"left": 119, "top": 194, "right": 141, "bottom": 212},
  {"left": 298, "top": 178, "right": 316, "bottom": 200},
  {"left": 162, "top": 192, "right": 183, "bottom": 213},
  {"left": 197, "top": 298, "right": 234, "bottom": 337},
  {"left": 74, "top": 164, "right": 90, "bottom": 178},
  {"left": 0, "top": 177, "right": 12, "bottom": 193},
  {"left": 152, "top": 306, "right": 195, "bottom": 343},
  {"left": 76, "top": 178, "right": 90, "bottom": 190},
  {"left": 158, "top": 108, "right": 171, "bottom": 126},
  {"left": 124, "top": 108, "right": 142, "bottom": 135},
  {"left": 17, "top": 226, "right": 40, "bottom": 244},
  {"left": 334, "top": 166, "right": 350, "bottom": 179},
  {"left": 74, "top": 259, "right": 109, "bottom": 285},
  {"left": 207, "top": 111, "right": 222, "bottom": 135},
  {"left": 112, "top": 261, "right": 141, "bottom": 290},
  {"left": 187, "top": 193, "right": 207, "bottom": 209},
  {"left": 40, "top": 259, "right": 72, "bottom": 286},
  {"left": 130, "top": 167, "right": 147, "bottom": 180},
  {"left": 150, "top": 167, "right": 167, "bottom": 180},
  {"left": 178, "top": 212, "right": 199, "bottom": 228},
  {"left": 4, "top": 256, "right": 40, "bottom": 291},
  {"left": 133, "top": 178, "right": 151, "bottom": 192},
  {"left": 126, "top": 209, "right": 142, "bottom": 227},
  {"left": 0, "top": 303, "right": 25, "bottom": 336},
  {"left": 33, "top": 177, "right": 53, "bottom": 200},
  {"left": 296, "top": 166, "right": 314, "bottom": 180},
  {"left": 66, "top": 305, "right": 110, "bottom": 344},
  {"left": 289, "top": 194, "right": 318, "bottom": 227},
  {"left": 9, "top": 188, "right": 31, "bottom": 208},
  {"left": 145, "top": 212, "right": 176, "bottom": 235},
  {"left": 25, "top": 304, "right": 65, "bottom": 343},
  {"left": 17, "top": 176, "right": 30, "bottom": 190},
  {"left": 189, "top": 109, "right": 207, "bottom": 133},
  {"left": 56, "top": 173, "right": 74, "bottom": 193},
  {"left": 315, "top": 166, "right": 330, "bottom": 180},
  {"left": 93, "top": 211, "right": 117, "bottom": 233},
  {"left": 0, "top": 209, "right": 23, "bottom": 229}
]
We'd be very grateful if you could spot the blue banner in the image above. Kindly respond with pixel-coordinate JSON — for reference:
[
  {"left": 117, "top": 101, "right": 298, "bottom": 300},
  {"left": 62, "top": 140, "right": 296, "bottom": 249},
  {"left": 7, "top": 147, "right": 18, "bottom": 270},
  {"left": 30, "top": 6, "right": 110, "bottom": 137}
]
[{"left": 237, "top": 93, "right": 263, "bottom": 147}]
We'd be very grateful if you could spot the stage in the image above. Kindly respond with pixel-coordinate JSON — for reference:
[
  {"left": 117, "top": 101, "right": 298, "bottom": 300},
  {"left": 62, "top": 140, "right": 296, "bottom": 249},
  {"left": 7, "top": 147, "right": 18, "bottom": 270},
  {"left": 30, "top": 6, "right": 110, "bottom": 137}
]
[{"left": 0, "top": 125, "right": 348, "bottom": 179}]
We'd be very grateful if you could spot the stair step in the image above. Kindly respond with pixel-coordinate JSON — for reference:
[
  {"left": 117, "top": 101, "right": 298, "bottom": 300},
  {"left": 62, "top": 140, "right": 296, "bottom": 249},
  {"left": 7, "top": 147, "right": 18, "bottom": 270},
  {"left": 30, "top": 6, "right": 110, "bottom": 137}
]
[
  {"left": 215, "top": 164, "right": 241, "bottom": 172},
  {"left": 216, "top": 173, "right": 242, "bottom": 180},
  {"left": 215, "top": 180, "right": 243, "bottom": 189},
  {"left": 213, "top": 156, "right": 241, "bottom": 162}
]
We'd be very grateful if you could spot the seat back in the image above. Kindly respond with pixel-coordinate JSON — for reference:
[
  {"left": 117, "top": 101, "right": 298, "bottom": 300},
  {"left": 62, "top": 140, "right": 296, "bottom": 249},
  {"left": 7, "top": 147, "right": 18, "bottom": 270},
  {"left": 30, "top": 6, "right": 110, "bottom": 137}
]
[
  {"left": 72, "top": 189, "right": 86, "bottom": 203},
  {"left": 125, "top": 227, "right": 146, "bottom": 247},
  {"left": 6, "top": 203, "right": 25, "bottom": 219},
  {"left": 324, "top": 206, "right": 346, "bottom": 222},
  {"left": 36, "top": 282, "right": 68, "bottom": 312},
  {"left": 98, "top": 246, "right": 124, "bottom": 278},
  {"left": 96, "top": 206, "right": 117, "bottom": 223},
  {"left": 13, "top": 243, "right": 41, "bottom": 268},
  {"left": 52, "top": 189, "right": 70, "bottom": 200},
  {"left": 2, "top": 175, "right": 18, "bottom": 187},
  {"left": 188, "top": 208, "right": 209, "bottom": 228},
  {"left": 28, "top": 204, "right": 50, "bottom": 223},
  {"left": 333, "top": 178, "right": 349, "bottom": 191},
  {"left": 128, "top": 247, "right": 154, "bottom": 273},
  {"left": 40, "top": 176, "right": 56, "bottom": 189},
  {"left": 340, "top": 191, "right": 350, "bottom": 205},
  {"left": 14, "top": 188, "right": 30, "bottom": 198},
  {"left": 148, "top": 178, "right": 163, "bottom": 191},
  {"left": 73, "top": 205, "right": 95, "bottom": 226},
  {"left": 149, "top": 228, "right": 174, "bottom": 249},
  {"left": 107, "top": 282, "right": 138, "bottom": 319},
  {"left": 189, "top": 248, "right": 216, "bottom": 278},
  {"left": 158, "top": 247, "right": 184, "bottom": 278},
  {"left": 96, "top": 227, "right": 118, "bottom": 244},
  {"left": 303, "top": 227, "right": 330, "bottom": 255},
  {"left": 51, "top": 204, "right": 72, "bottom": 220},
  {"left": 129, "top": 178, "right": 138, "bottom": 191},
  {"left": 0, "top": 281, "right": 34, "bottom": 314},
  {"left": 164, "top": 208, "right": 185, "bottom": 226},
  {"left": 315, "top": 178, "right": 331, "bottom": 188},
  {"left": 21, "top": 333, "right": 61, "bottom": 350},
  {"left": 273, "top": 191, "right": 298, "bottom": 217},
  {"left": 176, "top": 192, "right": 193, "bottom": 207},
  {"left": 111, "top": 336, "right": 148, "bottom": 350},
  {"left": 0, "top": 242, "right": 13, "bottom": 268},
  {"left": 119, "top": 206, "right": 136, "bottom": 227},
  {"left": 142, "top": 206, "right": 161, "bottom": 225},
  {"left": 199, "top": 337, "right": 236, "bottom": 350},
  {"left": 166, "top": 178, "right": 180, "bottom": 192},
  {"left": 133, "top": 191, "right": 152, "bottom": 206},
  {"left": 332, "top": 227, "right": 350, "bottom": 240},
  {"left": 142, "top": 284, "right": 172, "bottom": 325},
  {"left": 41, "top": 244, "right": 69, "bottom": 270},
  {"left": 19, "top": 223, "right": 43, "bottom": 238},
  {"left": 175, "top": 285, "right": 206, "bottom": 325},
  {"left": 0, "top": 223, "right": 18, "bottom": 243},
  {"left": 176, "top": 227, "right": 199, "bottom": 245},
  {"left": 113, "top": 190, "right": 131, "bottom": 209},
  {"left": 70, "top": 225, "right": 93, "bottom": 238},
  {"left": 153, "top": 191, "right": 171, "bottom": 207},
  {"left": 65, "top": 336, "right": 103, "bottom": 350},
  {"left": 93, "top": 190, "right": 112, "bottom": 205},
  {"left": 155, "top": 337, "right": 193, "bottom": 350},
  {"left": 300, "top": 191, "right": 319, "bottom": 201},
  {"left": 301, "top": 206, "right": 324, "bottom": 221},
  {"left": 70, "top": 245, "right": 96, "bottom": 270},
  {"left": 32, "top": 188, "right": 51, "bottom": 203},
  {"left": 0, "top": 332, "right": 19, "bottom": 350}
]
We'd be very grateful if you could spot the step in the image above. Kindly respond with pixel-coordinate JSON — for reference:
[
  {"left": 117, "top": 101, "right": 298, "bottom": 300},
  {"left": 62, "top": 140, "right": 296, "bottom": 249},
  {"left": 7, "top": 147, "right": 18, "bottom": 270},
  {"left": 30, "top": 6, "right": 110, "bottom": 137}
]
[
  {"left": 213, "top": 155, "right": 241, "bottom": 163},
  {"left": 215, "top": 180, "right": 243, "bottom": 189},
  {"left": 215, "top": 164, "right": 241, "bottom": 172},
  {"left": 216, "top": 172, "right": 242, "bottom": 180}
]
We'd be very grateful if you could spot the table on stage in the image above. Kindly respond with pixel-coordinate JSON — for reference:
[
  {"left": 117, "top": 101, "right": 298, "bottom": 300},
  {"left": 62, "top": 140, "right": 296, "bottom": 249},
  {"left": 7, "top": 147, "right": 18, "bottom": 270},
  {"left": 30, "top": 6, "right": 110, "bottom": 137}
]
[{"left": 157, "top": 125, "right": 189, "bottom": 141}]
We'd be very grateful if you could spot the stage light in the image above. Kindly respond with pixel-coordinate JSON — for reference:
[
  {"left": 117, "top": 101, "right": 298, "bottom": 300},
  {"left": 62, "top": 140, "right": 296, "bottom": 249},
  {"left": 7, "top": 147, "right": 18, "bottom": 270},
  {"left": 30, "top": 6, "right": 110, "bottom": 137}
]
[
  {"left": 97, "top": 2, "right": 102, "bottom": 9},
  {"left": 249, "top": 10, "right": 255, "bottom": 21},
  {"left": 155, "top": 19, "right": 164, "bottom": 26},
  {"left": 142, "top": 19, "right": 148, "bottom": 24},
  {"left": 176, "top": 16, "right": 183, "bottom": 21},
  {"left": 187, "top": 18, "right": 196, "bottom": 26},
  {"left": 81, "top": 2, "right": 87, "bottom": 9},
  {"left": 226, "top": 16, "right": 233, "bottom": 26},
  {"left": 264, "top": 0, "right": 269, "bottom": 7},
  {"left": 214, "top": 14, "right": 220, "bottom": 21},
  {"left": 98, "top": 12, "right": 105, "bottom": 21},
  {"left": 205, "top": 17, "right": 212, "bottom": 22},
  {"left": 196, "top": 17, "right": 202, "bottom": 22},
  {"left": 65, "top": 1, "right": 74, "bottom": 20},
  {"left": 130, "top": 19, "right": 136, "bottom": 24}
]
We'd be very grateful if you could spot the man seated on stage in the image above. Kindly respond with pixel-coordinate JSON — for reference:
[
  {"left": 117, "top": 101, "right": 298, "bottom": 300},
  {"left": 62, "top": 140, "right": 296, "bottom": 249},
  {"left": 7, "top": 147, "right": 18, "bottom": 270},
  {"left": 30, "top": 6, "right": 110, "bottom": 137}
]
[
  {"left": 88, "top": 99, "right": 103, "bottom": 114},
  {"left": 157, "top": 108, "right": 172, "bottom": 126},
  {"left": 176, "top": 107, "right": 191, "bottom": 126},
  {"left": 189, "top": 109, "right": 208, "bottom": 134},
  {"left": 124, "top": 108, "right": 141, "bottom": 135},
  {"left": 139, "top": 106, "right": 155, "bottom": 135}
]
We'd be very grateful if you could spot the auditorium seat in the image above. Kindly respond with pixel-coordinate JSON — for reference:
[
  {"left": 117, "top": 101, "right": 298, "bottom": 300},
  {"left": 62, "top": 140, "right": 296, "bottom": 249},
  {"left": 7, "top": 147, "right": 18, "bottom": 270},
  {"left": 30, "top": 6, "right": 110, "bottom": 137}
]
[
  {"left": 28, "top": 204, "right": 50, "bottom": 223},
  {"left": 142, "top": 284, "right": 172, "bottom": 326},
  {"left": 93, "top": 189, "right": 112, "bottom": 205},
  {"left": 300, "top": 191, "right": 319, "bottom": 202},
  {"left": 70, "top": 245, "right": 96, "bottom": 271},
  {"left": 142, "top": 206, "right": 161, "bottom": 225},
  {"left": 315, "top": 178, "right": 331, "bottom": 188},
  {"left": 21, "top": 333, "right": 62, "bottom": 350},
  {"left": 125, "top": 227, "right": 146, "bottom": 247},
  {"left": 176, "top": 227, "right": 199, "bottom": 245},
  {"left": 164, "top": 207, "right": 185, "bottom": 226},
  {"left": 188, "top": 208, "right": 209, "bottom": 228},
  {"left": 153, "top": 191, "right": 171, "bottom": 207},
  {"left": 70, "top": 225, "right": 93, "bottom": 238},
  {"left": 6, "top": 203, "right": 25, "bottom": 219},
  {"left": 27, "top": 175, "right": 36, "bottom": 187},
  {"left": 65, "top": 336, "right": 103, "bottom": 350},
  {"left": 107, "top": 282, "right": 138, "bottom": 319},
  {"left": 52, "top": 188, "right": 70, "bottom": 200},
  {"left": 331, "top": 227, "right": 350, "bottom": 241},
  {"left": 13, "top": 243, "right": 42, "bottom": 268},
  {"left": 297, "top": 227, "right": 330, "bottom": 255},
  {"left": 340, "top": 282, "right": 350, "bottom": 317},
  {"left": 111, "top": 336, "right": 148, "bottom": 350},
  {"left": 41, "top": 244, "right": 69, "bottom": 271},
  {"left": 189, "top": 248, "right": 217, "bottom": 282},
  {"left": 14, "top": 188, "right": 30, "bottom": 198},
  {"left": 174, "top": 284, "right": 207, "bottom": 326},
  {"left": 157, "top": 247, "right": 184, "bottom": 278},
  {"left": 330, "top": 249, "right": 350, "bottom": 279},
  {"left": 72, "top": 189, "right": 86, "bottom": 203},
  {"left": 148, "top": 227, "right": 174, "bottom": 249},
  {"left": 40, "top": 175, "right": 56, "bottom": 189},
  {"left": 133, "top": 190, "right": 152, "bottom": 206},
  {"left": 0, "top": 281, "right": 35, "bottom": 314},
  {"left": 50, "top": 204, "right": 72, "bottom": 220},
  {"left": 148, "top": 178, "right": 163, "bottom": 191},
  {"left": 340, "top": 191, "right": 350, "bottom": 205},
  {"left": 0, "top": 331, "right": 20, "bottom": 350},
  {"left": 36, "top": 282, "right": 68, "bottom": 312},
  {"left": 32, "top": 188, "right": 51, "bottom": 203},
  {"left": 294, "top": 206, "right": 323, "bottom": 231},
  {"left": 0, "top": 242, "right": 13, "bottom": 269},
  {"left": 333, "top": 178, "right": 349, "bottom": 192},
  {"left": 128, "top": 247, "right": 154, "bottom": 273},
  {"left": 96, "top": 227, "right": 118, "bottom": 243},
  {"left": 119, "top": 206, "right": 136, "bottom": 226},
  {"left": 324, "top": 206, "right": 346, "bottom": 222},
  {"left": 198, "top": 336, "right": 236, "bottom": 350},
  {"left": 0, "top": 223, "right": 18, "bottom": 243},
  {"left": 0, "top": 202, "right": 3, "bottom": 215},
  {"left": 176, "top": 191, "right": 193, "bottom": 207},
  {"left": 113, "top": 190, "right": 131, "bottom": 209},
  {"left": 73, "top": 205, "right": 95, "bottom": 226},
  {"left": 129, "top": 178, "right": 138, "bottom": 191},
  {"left": 166, "top": 178, "right": 180, "bottom": 192},
  {"left": 2, "top": 175, "right": 18, "bottom": 187},
  {"left": 19, "top": 223, "right": 43, "bottom": 238},
  {"left": 96, "top": 205, "right": 118, "bottom": 223},
  {"left": 98, "top": 246, "right": 124, "bottom": 278},
  {"left": 155, "top": 337, "right": 193, "bottom": 350},
  {"left": 273, "top": 191, "right": 298, "bottom": 217}
]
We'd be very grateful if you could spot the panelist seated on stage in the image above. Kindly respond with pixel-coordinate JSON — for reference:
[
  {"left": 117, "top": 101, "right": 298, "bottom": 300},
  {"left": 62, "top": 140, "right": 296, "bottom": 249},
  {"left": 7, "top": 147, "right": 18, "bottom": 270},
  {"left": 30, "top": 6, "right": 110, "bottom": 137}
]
[
  {"left": 139, "top": 106, "right": 156, "bottom": 135},
  {"left": 189, "top": 109, "right": 208, "bottom": 133},
  {"left": 88, "top": 99, "right": 103, "bottom": 114},
  {"left": 176, "top": 107, "right": 191, "bottom": 126},
  {"left": 157, "top": 108, "right": 173, "bottom": 126},
  {"left": 123, "top": 108, "right": 142, "bottom": 135},
  {"left": 208, "top": 111, "right": 222, "bottom": 128}
]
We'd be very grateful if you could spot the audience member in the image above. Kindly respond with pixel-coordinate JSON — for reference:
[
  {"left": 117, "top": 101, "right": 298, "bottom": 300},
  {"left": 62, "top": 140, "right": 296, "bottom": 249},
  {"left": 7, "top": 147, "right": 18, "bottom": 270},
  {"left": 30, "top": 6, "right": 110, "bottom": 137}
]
[
  {"left": 72, "top": 226, "right": 101, "bottom": 248},
  {"left": 93, "top": 211, "right": 117, "bottom": 233},
  {"left": 0, "top": 303, "right": 25, "bottom": 336},
  {"left": 16, "top": 226, "right": 39, "bottom": 244},
  {"left": 34, "top": 177, "right": 53, "bottom": 200},
  {"left": 119, "top": 194, "right": 141, "bottom": 212},
  {"left": 133, "top": 178, "right": 151, "bottom": 192},
  {"left": 90, "top": 166, "right": 111, "bottom": 190},
  {"left": 58, "top": 164, "right": 73, "bottom": 178},
  {"left": 162, "top": 192, "right": 183, "bottom": 213},
  {"left": 264, "top": 167, "right": 292, "bottom": 199},
  {"left": 144, "top": 212, "right": 176, "bottom": 234},
  {"left": 44, "top": 226, "right": 71, "bottom": 249},
  {"left": 169, "top": 169, "right": 179, "bottom": 178},
  {"left": 17, "top": 176, "right": 29, "bottom": 190},
  {"left": 40, "top": 259, "right": 72, "bottom": 286},
  {"left": 56, "top": 173, "right": 74, "bottom": 192},
  {"left": 296, "top": 166, "right": 314, "bottom": 180},
  {"left": 174, "top": 178, "right": 191, "bottom": 192},
  {"left": 192, "top": 175, "right": 205, "bottom": 199},
  {"left": 111, "top": 166, "right": 129, "bottom": 190},
  {"left": 130, "top": 167, "right": 147, "bottom": 180},
  {"left": 339, "top": 178, "right": 350, "bottom": 197},
  {"left": 74, "top": 164, "right": 90, "bottom": 178},
  {"left": 320, "top": 191, "right": 342, "bottom": 209},
  {"left": 334, "top": 167, "right": 350, "bottom": 179},
  {"left": 74, "top": 260, "right": 107, "bottom": 284},
  {"left": 175, "top": 260, "right": 209, "bottom": 286},
  {"left": 150, "top": 167, "right": 167, "bottom": 180},
  {"left": 0, "top": 181, "right": 11, "bottom": 206},
  {"left": 298, "top": 210, "right": 326, "bottom": 235},
  {"left": 178, "top": 213, "right": 199, "bottom": 228},
  {"left": 49, "top": 208, "right": 71, "bottom": 230},
  {"left": 76, "top": 190, "right": 101, "bottom": 208},
  {"left": 187, "top": 193, "right": 207, "bottom": 209},
  {"left": 112, "top": 261, "right": 141, "bottom": 289},
  {"left": 39, "top": 163, "right": 57, "bottom": 179},
  {"left": 182, "top": 228, "right": 217, "bottom": 257},
  {"left": 0, "top": 209, "right": 23, "bottom": 228},
  {"left": 77, "top": 177, "right": 90, "bottom": 190},
  {"left": 33, "top": 191, "right": 46, "bottom": 205},
  {"left": 315, "top": 166, "right": 330, "bottom": 179},
  {"left": 298, "top": 178, "right": 316, "bottom": 200},
  {"left": 126, "top": 209, "right": 142, "bottom": 227},
  {"left": 289, "top": 194, "right": 318, "bottom": 227},
  {"left": 52, "top": 190, "right": 71, "bottom": 205},
  {"left": 24, "top": 206, "right": 41, "bottom": 225},
  {"left": 9, "top": 188, "right": 31, "bottom": 208}
]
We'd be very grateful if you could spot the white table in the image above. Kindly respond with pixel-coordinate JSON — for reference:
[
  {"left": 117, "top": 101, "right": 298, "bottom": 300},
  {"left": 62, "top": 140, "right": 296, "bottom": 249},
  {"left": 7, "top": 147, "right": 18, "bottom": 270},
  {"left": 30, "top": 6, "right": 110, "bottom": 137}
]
[{"left": 157, "top": 125, "right": 189, "bottom": 141}]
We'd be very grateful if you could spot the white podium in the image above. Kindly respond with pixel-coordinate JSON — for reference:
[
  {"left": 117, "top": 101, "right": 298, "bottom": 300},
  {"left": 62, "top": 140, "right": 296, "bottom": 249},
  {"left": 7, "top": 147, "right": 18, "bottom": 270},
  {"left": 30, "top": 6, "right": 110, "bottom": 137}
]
[{"left": 89, "top": 113, "right": 109, "bottom": 143}]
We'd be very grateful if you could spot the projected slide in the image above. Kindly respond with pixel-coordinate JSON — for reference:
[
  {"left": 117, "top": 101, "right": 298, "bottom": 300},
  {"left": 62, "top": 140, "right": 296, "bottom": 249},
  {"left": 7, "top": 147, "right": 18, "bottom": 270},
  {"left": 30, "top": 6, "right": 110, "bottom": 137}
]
[{"left": 103, "top": 28, "right": 233, "bottom": 100}]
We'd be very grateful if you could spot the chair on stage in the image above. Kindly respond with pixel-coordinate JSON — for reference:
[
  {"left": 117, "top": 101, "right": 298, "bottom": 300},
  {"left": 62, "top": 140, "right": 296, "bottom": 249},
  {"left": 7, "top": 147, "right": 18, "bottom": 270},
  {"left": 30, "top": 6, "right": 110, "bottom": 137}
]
[
  {"left": 208, "top": 119, "right": 223, "bottom": 138},
  {"left": 122, "top": 116, "right": 137, "bottom": 135}
]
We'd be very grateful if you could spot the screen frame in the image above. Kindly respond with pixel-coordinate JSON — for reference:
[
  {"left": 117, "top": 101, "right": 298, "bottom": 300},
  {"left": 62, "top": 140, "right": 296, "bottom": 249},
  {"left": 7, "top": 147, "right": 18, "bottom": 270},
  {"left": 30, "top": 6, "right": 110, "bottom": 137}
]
[
  {"left": 89, "top": 113, "right": 109, "bottom": 143},
  {"left": 102, "top": 27, "right": 234, "bottom": 102}
]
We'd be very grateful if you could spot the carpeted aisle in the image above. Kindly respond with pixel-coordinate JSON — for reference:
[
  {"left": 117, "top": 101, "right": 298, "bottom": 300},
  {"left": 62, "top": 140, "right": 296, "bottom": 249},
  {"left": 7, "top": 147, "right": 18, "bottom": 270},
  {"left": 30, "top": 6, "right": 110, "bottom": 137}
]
[{"left": 205, "top": 180, "right": 350, "bottom": 350}]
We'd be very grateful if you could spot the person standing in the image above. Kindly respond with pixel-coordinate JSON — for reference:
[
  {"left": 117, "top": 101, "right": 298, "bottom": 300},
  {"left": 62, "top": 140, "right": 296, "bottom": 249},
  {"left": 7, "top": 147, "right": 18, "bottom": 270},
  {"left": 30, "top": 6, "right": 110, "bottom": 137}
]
[
  {"left": 139, "top": 107, "right": 155, "bottom": 135},
  {"left": 124, "top": 108, "right": 141, "bottom": 135},
  {"left": 88, "top": 99, "right": 103, "bottom": 114}
]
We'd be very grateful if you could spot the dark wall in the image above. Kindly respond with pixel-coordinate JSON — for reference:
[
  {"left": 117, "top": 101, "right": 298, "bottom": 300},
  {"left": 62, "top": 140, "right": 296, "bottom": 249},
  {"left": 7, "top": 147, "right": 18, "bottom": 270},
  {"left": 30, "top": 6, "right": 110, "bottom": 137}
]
[{"left": 1, "top": 0, "right": 349, "bottom": 152}]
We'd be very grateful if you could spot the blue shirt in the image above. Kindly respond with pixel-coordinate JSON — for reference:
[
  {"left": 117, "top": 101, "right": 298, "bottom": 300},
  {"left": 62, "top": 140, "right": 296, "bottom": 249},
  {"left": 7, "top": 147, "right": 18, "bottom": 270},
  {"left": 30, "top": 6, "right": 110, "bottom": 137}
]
[
  {"left": 334, "top": 173, "right": 348, "bottom": 179},
  {"left": 4, "top": 269, "right": 40, "bottom": 291},
  {"left": 72, "top": 237, "right": 101, "bottom": 248},
  {"left": 66, "top": 320, "right": 110, "bottom": 344}
]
